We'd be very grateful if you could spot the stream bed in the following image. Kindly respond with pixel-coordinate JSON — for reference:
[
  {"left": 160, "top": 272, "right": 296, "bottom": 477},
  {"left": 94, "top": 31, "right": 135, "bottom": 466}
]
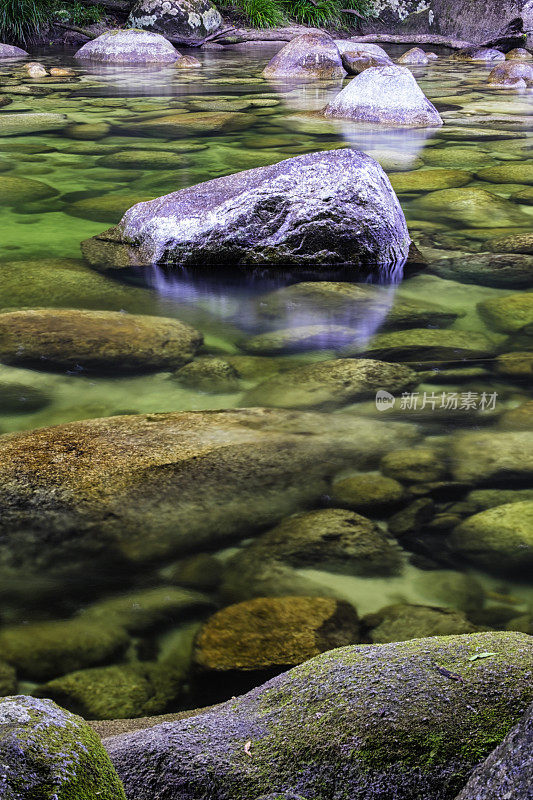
[{"left": 0, "top": 42, "right": 532, "bottom": 719}]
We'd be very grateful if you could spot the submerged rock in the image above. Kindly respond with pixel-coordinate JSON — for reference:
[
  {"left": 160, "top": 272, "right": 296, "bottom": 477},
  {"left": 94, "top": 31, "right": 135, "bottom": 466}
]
[
  {"left": 75, "top": 29, "right": 180, "bottom": 62},
  {"left": 398, "top": 47, "right": 429, "bottom": 65},
  {"left": 487, "top": 61, "right": 533, "bottom": 87},
  {"left": 0, "top": 618, "right": 129, "bottom": 681},
  {"left": 364, "top": 603, "right": 477, "bottom": 643},
  {"left": 350, "top": 328, "right": 497, "bottom": 363},
  {"left": 0, "top": 695, "right": 126, "bottom": 799},
  {"left": 0, "top": 660, "right": 16, "bottom": 696},
  {"left": 224, "top": 507, "right": 403, "bottom": 585},
  {"left": 477, "top": 293, "right": 533, "bottom": 333},
  {"left": 0, "top": 174, "right": 58, "bottom": 205},
  {"left": 194, "top": 596, "right": 360, "bottom": 672},
  {"left": 452, "top": 46, "right": 505, "bottom": 61},
  {"left": 0, "top": 408, "right": 418, "bottom": 570},
  {"left": 116, "top": 111, "right": 254, "bottom": 137},
  {"left": 41, "top": 661, "right": 183, "bottom": 720},
  {"left": 450, "top": 501, "right": 533, "bottom": 575},
  {"left": 0, "top": 112, "right": 67, "bottom": 136},
  {"left": 324, "top": 65, "right": 442, "bottom": 127},
  {"left": 172, "top": 356, "right": 240, "bottom": 393},
  {"left": 82, "top": 150, "right": 411, "bottom": 271},
  {"left": 341, "top": 52, "right": 392, "bottom": 74},
  {"left": 410, "top": 187, "right": 531, "bottom": 228},
  {"left": 450, "top": 431, "right": 533, "bottom": 483},
  {"left": 105, "top": 632, "right": 533, "bottom": 800},
  {"left": 261, "top": 32, "right": 345, "bottom": 79},
  {"left": 243, "top": 358, "right": 416, "bottom": 409},
  {"left": 454, "top": 702, "right": 533, "bottom": 800},
  {"left": 331, "top": 472, "right": 405, "bottom": 512},
  {"left": 429, "top": 252, "right": 533, "bottom": 288},
  {"left": 0, "top": 381, "right": 50, "bottom": 415},
  {"left": 0, "top": 309, "right": 203, "bottom": 372},
  {"left": 381, "top": 447, "right": 447, "bottom": 483},
  {"left": 127, "top": 0, "right": 223, "bottom": 46},
  {"left": 390, "top": 168, "right": 471, "bottom": 192}
]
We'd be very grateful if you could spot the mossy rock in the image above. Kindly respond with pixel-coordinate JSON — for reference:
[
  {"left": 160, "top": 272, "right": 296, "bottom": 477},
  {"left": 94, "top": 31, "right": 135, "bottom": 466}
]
[
  {"left": 194, "top": 596, "right": 360, "bottom": 672},
  {"left": 0, "top": 380, "right": 50, "bottom": 414},
  {"left": 477, "top": 163, "right": 533, "bottom": 185},
  {"left": 248, "top": 281, "right": 461, "bottom": 332},
  {"left": 0, "top": 695, "right": 126, "bottom": 799},
  {"left": 0, "top": 259, "right": 162, "bottom": 313},
  {"left": 450, "top": 431, "right": 533, "bottom": 483},
  {"left": 410, "top": 188, "right": 531, "bottom": 228},
  {"left": 422, "top": 146, "right": 493, "bottom": 170},
  {"left": 331, "top": 472, "right": 405, "bottom": 512},
  {"left": 477, "top": 293, "right": 533, "bottom": 333},
  {"left": 429, "top": 252, "right": 533, "bottom": 288},
  {"left": 0, "top": 660, "right": 17, "bottom": 696},
  {"left": 352, "top": 328, "right": 498, "bottom": 363},
  {"left": 243, "top": 358, "right": 416, "bottom": 410},
  {"left": 172, "top": 356, "right": 240, "bottom": 393},
  {"left": 450, "top": 501, "right": 533, "bottom": 576},
  {"left": 0, "top": 618, "right": 129, "bottom": 681},
  {"left": 105, "top": 632, "right": 533, "bottom": 800},
  {"left": 0, "top": 308, "right": 203, "bottom": 372},
  {"left": 0, "top": 174, "right": 58, "bottom": 206},
  {"left": 389, "top": 168, "right": 472, "bottom": 193},
  {"left": 363, "top": 603, "right": 477, "bottom": 643},
  {"left": 240, "top": 325, "right": 360, "bottom": 355},
  {"left": 66, "top": 193, "right": 155, "bottom": 224},
  {"left": 116, "top": 111, "right": 255, "bottom": 137},
  {"left": 0, "top": 408, "right": 418, "bottom": 573},
  {"left": 380, "top": 447, "right": 447, "bottom": 483},
  {"left": 41, "top": 661, "right": 184, "bottom": 720},
  {"left": 97, "top": 150, "right": 191, "bottom": 170},
  {"left": 487, "top": 231, "right": 533, "bottom": 254},
  {"left": 0, "top": 112, "right": 67, "bottom": 137},
  {"left": 80, "top": 586, "right": 214, "bottom": 633}
]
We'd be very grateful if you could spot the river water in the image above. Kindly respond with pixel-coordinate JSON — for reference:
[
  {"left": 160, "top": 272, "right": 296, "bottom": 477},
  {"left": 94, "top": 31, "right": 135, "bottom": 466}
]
[{"left": 0, "top": 43, "right": 531, "bottom": 717}]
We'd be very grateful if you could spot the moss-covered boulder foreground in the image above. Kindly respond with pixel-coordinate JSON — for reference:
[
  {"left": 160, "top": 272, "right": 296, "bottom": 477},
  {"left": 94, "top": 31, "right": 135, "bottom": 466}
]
[
  {"left": 0, "top": 695, "right": 126, "bottom": 799},
  {"left": 105, "top": 631, "right": 533, "bottom": 800}
]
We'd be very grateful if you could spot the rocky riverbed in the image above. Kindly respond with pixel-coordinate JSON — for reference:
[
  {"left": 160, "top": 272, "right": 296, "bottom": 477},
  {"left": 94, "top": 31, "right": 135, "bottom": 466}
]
[{"left": 0, "top": 22, "right": 532, "bottom": 800}]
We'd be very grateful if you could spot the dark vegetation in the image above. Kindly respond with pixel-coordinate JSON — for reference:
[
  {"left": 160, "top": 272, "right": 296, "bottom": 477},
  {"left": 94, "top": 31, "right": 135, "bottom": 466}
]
[{"left": 1, "top": 0, "right": 376, "bottom": 45}]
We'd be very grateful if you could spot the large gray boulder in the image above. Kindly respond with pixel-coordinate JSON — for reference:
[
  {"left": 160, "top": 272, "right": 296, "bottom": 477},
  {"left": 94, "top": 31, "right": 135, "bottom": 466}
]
[
  {"left": 75, "top": 29, "right": 180, "bottom": 63},
  {"left": 324, "top": 65, "right": 443, "bottom": 127},
  {"left": 0, "top": 44, "right": 29, "bottom": 58},
  {"left": 356, "top": 0, "right": 532, "bottom": 50},
  {"left": 127, "top": 0, "right": 223, "bottom": 46},
  {"left": 81, "top": 150, "right": 411, "bottom": 271},
  {"left": 0, "top": 695, "right": 126, "bottom": 799},
  {"left": 104, "top": 632, "right": 533, "bottom": 800},
  {"left": 262, "top": 32, "right": 345, "bottom": 79},
  {"left": 454, "top": 701, "right": 533, "bottom": 800},
  {"left": 0, "top": 408, "right": 418, "bottom": 573}
]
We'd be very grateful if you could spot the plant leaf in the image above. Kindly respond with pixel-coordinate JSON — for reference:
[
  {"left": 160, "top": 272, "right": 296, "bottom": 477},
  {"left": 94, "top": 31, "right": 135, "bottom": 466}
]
[{"left": 468, "top": 652, "right": 498, "bottom": 661}]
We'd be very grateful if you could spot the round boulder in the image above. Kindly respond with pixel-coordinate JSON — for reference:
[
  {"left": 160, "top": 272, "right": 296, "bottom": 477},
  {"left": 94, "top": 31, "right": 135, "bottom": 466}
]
[
  {"left": 75, "top": 29, "right": 180, "bottom": 63},
  {"left": 324, "top": 65, "right": 442, "bottom": 127},
  {"left": 450, "top": 501, "right": 533, "bottom": 576},
  {"left": 262, "top": 32, "right": 345, "bottom": 80},
  {"left": 0, "top": 308, "right": 203, "bottom": 372},
  {"left": 0, "top": 695, "right": 126, "bottom": 798},
  {"left": 397, "top": 47, "right": 429, "bottom": 65},
  {"left": 0, "top": 44, "right": 29, "bottom": 58},
  {"left": 83, "top": 149, "right": 411, "bottom": 271},
  {"left": 194, "top": 596, "right": 360, "bottom": 672},
  {"left": 128, "top": 0, "right": 223, "bottom": 46},
  {"left": 488, "top": 62, "right": 533, "bottom": 87},
  {"left": 452, "top": 46, "right": 505, "bottom": 61}
]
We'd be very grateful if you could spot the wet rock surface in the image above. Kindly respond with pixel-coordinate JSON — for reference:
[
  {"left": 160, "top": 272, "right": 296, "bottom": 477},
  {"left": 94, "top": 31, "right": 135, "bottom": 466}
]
[
  {"left": 261, "top": 33, "right": 345, "bottom": 80},
  {"left": 75, "top": 29, "right": 181, "bottom": 63},
  {"left": 324, "top": 65, "right": 442, "bottom": 127},
  {"left": 83, "top": 149, "right": 410, "bottom": 271},
  {"left": 0, "top": 695, "right": 126, "bottom": 799},
  {"left": 105, "top": 632, "right": 533, "bottom": 800},
  {"left": 0, "top": 309, "right": 203, "bottom": 372}
]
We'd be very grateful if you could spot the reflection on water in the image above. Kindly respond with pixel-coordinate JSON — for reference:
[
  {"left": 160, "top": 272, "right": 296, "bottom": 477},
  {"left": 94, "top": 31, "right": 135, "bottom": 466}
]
[{"left": 0, "top": 42, "right": 532, "bottom": 719}]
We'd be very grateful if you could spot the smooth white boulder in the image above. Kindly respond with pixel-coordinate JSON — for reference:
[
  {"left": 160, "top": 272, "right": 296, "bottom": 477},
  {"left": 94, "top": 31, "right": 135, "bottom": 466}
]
[{"left": 75, "top": 29, "right": 180, "bottom": 63}]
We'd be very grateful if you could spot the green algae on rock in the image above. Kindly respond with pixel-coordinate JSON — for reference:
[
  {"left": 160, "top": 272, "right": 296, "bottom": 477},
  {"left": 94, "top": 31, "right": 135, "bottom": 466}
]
[
  {"left": 0, "top": 695, "right": 126, "bottom": 799},
  {"left": 0, "top": 408, "right": 419, "bottom": 572},
  {"left": 105, "top": 632, "right": 533, "bottom": 800},
  {"left": 477, "top": 293, "right": 533, "bottom": 333},
  {"left": 0, "top": 309, "right": 203, "bottom": 372},
  {"left": 331, "top": 472, "right": 405, "bottom": 512},
  {"left": 0, "top": 619, "right": 129, "bottom": 681},
  {"left": 243, "top": 359, "right": 416, "bottom": 409},
  {"left": 194, "top": 596, "right": 360, "bottom": 672},
  {"left": 450, "top": 501, "right": 533, "bottom": 575},
  {"left": 364, "top": 603, "right": 477, "bottom": 643},
  {"left": 348, "top": 328, "right": 498, "bottom": 363}
]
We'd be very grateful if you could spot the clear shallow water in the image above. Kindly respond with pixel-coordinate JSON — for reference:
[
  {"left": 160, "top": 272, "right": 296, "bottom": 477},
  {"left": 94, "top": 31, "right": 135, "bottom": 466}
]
[{"left": 0, "top": 43, "right": 532, "bottom": 717}]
